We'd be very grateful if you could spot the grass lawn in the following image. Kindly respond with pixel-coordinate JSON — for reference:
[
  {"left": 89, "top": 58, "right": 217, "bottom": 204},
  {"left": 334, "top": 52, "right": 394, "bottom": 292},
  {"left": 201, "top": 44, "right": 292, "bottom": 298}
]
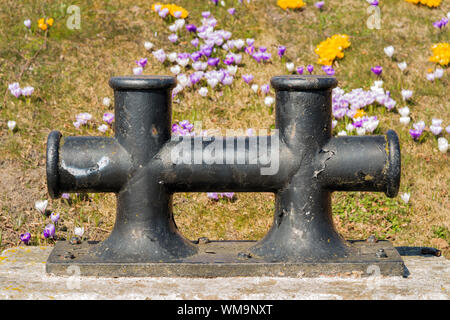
[{"left": 0, "top": 0, "right": 448, "bottom": 256}]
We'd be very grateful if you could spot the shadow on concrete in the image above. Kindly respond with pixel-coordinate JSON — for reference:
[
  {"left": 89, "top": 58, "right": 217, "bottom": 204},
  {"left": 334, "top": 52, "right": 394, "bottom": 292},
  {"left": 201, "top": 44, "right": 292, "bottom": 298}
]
[
  {"left": 395, "top": 246, "right": 441, "bottom": 257},
  {"left": 395, "top": 246, "right": 442, "bottom": 278}
]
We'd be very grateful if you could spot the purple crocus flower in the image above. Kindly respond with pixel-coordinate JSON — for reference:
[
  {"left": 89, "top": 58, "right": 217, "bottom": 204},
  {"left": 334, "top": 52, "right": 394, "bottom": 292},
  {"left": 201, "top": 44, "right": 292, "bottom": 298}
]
[
  {"left": 186, "top": 24, "right": 197, "bottom": 32},
  {"left": 191, "top": 38, "right": 200, "bottom": 47},
  {"left": 10, "top": 87, "right": 22, "bottom": 98},
  {"left": 24, "top": 19, "right": 31, "bottom": 28},
  {"left": 246, "top": 38, "right": 255, "bottom": 47},
  {"left": 228, "top": 8, "right": 236, "bottom": 15},
  {"left": 61, "top": 193, "right": 70, "bottom": 200},
  {"left": 224, "top": 56, "right": 235, "bottom": 65},
  {"left": 371, "top": 66, "right": 382, "bottom": 76},
  {"left": 159, "top": 8, "right": 169, "bottom": 18},
  {"left": 43, "top": 224, "right": 56, "bottom": 238},
  {"left": 369, "top": 0, "right": 378, "bottom": 6},
  {"left": 174, "top": 11, "right": 182, "bottom": 18},
  {"left": 245, "top": 46, "right": 255, "bottom": 55},
  {"left": 50, "top": 212, "right": 60, "bottom": 223},
  {"left": 190, "top": 52, "right": 202, "bottom": 62},
  {"left": 211, "top": 0, "right": 219, "bottom": 4},
  {"left": 252, "top": 52, "right": 264, "bottom": 63},
  {"left": 222, "top": 75, "right": 234, "bottom": 86},
  {"left": 221, "top": 192, "right": 235, "bottom": 199},
  {"left": 207, "top": 57, "right": 220, "bottom": 67},
  {"left": 322, "top": 65, "right": 335, "bottom": 76},
  {"left": 297, "top": 66, "right": 304, "bottom": 75},
  {"left": 259, "top": 46, "right": 267, "bottom": 53},
  {"left": 307, "top": 64, "right": 314, "bottom": 74},
  {"left": 202, "top": 11, "right": 211, "bottom": 18},
  {"left": 202, "top": 47, "right": 213, "bottom": 57},
  {"left": 103, "top": 112, "right": 114, "bottom": 124},
  {"left": 433, "top": 18, "right": 446, "bottom": 29},
  {"left": 315, "top": 1, "right": 325, "bottom": 9},
  {"left": 21, "top": 86, "right": 34, "bottom": 96},
  {"left": 278, "top": 45, "right": 286, "bottom": 58},
  {"left": 20, "top": 232, "right": 31, "bottom": 244},
  {"left": 152, "top": 49, "right": 166, "bottom": 63},
  {"left": 261, "top": 84, "right": 270, "bottom": 94},
  {"left": 190, "top": 71, "right": 204, "bottom": 85},
  {"left": 409, "top": 129, "right": 422, "bottom": 140},
  {"left": 242, "top": 74, "right": 254, "bottom": 84},
  {"left": 135, "top": 58, "right": 147, "bottom": 68},
  {"left": 168, "top": 34, "right": 178, "bottom": 43},
  {"left": 207, "top": 192, "right": 219, "bottom": 200}
]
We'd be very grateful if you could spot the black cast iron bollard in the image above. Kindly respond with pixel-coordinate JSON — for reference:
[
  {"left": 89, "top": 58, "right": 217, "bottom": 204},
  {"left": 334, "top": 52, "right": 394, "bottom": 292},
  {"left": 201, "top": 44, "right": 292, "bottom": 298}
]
[{"left": 46, "top": 75, "right": 402, "bottom": 277}]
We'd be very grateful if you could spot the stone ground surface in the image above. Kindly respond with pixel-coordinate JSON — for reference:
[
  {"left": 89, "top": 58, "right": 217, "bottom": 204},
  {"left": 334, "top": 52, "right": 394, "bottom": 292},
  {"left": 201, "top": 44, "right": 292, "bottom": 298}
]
[{"left": 0, "top": 246, "right": 449, "bottom": 300}]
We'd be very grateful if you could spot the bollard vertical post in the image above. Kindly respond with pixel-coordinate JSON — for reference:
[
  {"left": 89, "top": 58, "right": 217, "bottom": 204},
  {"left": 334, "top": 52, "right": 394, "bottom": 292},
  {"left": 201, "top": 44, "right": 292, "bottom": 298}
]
[{"left": 250, "top": 76, "right": 350, "bottom": 261}]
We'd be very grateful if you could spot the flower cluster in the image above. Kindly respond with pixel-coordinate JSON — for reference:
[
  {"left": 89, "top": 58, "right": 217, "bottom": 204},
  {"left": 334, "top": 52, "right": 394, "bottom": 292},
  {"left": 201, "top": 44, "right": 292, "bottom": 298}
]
[
  {"left": 152, "top": 3, "right": 189, "bottom": 19},
  {"left": 73, "top": 111, "right": 114, "bottom": 133},
  {"left": 8, "top": 82, "right": 34, "bottom": 98},
  {"left": 134, "top": 58, "right": 148, "bottom": 75},
  {"left": 429, "top": 42, "right": 450, "bottom": 66},
  {"left": 331, "top": 80, "right": 403, "bottom": 136},
  {"left": 207, "top": 192, "right": 235, "bottom": 200},
  {"left": 404, "top": 0, "right": 441, "bottom": 7},
  {"left": 172, "top": 120, "right": 195, "bottom": 136},
  {"left": 73, "top": 112, "right": 93, "bottom": 128},
  {"left": 277, "top": 0, "right": 306, "bottom": 10},
  {"left": 314, "top": 34, "right": 351, "bottom": 66},
  {"left": 37, "top": 17, "right": 53, "bottom": 31},
  {"left": 148, "top": 11, "right": 273, "bottom": 99}
]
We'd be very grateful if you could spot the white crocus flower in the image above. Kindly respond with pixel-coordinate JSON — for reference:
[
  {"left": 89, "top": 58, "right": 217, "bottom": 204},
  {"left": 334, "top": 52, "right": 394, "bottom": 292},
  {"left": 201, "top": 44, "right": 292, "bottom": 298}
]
[
  {"left": 198, "top": 87, "right": 208, "bottom": 97},
  {"left": 356, "top": 127, "right": 366, "bottom": 136},
  {"left": 227, "top": 65, "right": 238, "bottom": 75},
  {"left": 74, "top": 227, "right": 84, "bottom": 237},
  {"left": 400, "top": 192, "right": 410, "bottom": 204},
  {"left": 251, "top": 84, "right": 259, "bottom": 93},
  {"left": 399, "top": 116, "right": 410, "bottom": 125},
  {"left": 264, "top": 96, "right": 274, "bottom": 106},
  {"left": 170, "top": 65, "right": 181, "bottom": 75},
  {"left": 286, "top": 62, "right": 295, "bottom": 72},
  {"left": 398, "top": 107, "right": 410, "bottom": 117},
  {"left": 144, "top": 41, "right": 154, "bottom": 51},
  {"left": 438, "top": 137, "right": 448, "bottom": 153},
  {"left": 168, "top": 52, "right": 177, "bottom": 62},
  {"left": 434, "top": 68, "right": 444, "bottom": 79},
  {"left": 98, "top": 124, "right": 108, "bottom": 133},
  {"left": 35, "top": 200, "right": 48, "bottom": 214},
  {"left": 102, "top": 97, "right": 111, "bottom": 107},
  {"left": 397, "top": 62, "right": 407, "bottom": 72},
  {"left": 401, "top": 89, "right": 413, "bottom": 101},
  {"left": 7, "top": 120, "right": 16, "bottom": 131},
  {"left": 346, "top": 123, "right": 355, "bottom": 132},
  {"left": 384, "top": 46, "right": 394, "bottom": 58}
]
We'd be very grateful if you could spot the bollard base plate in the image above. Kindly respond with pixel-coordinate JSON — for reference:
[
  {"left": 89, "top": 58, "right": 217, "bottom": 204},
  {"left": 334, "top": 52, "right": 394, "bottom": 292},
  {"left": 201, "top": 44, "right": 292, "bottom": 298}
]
[{"left": 46, "top": 240, "right": 405, "bottom": 277}]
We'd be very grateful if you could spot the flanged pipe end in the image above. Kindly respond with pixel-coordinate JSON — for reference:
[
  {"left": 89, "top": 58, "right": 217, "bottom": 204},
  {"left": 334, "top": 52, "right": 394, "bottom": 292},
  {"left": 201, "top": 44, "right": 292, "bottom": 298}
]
[
  {"left": 109, "top": 75, "right": 176, "bottom": 91},
  {"left": 385, "top": 130, "right": 401, "bottom": 198},
  {"left": 270, "top": 75, "right": 338, "bottom": 91},
  {"left": 46, "top": 130, "right": 61, "bottom": 199}
]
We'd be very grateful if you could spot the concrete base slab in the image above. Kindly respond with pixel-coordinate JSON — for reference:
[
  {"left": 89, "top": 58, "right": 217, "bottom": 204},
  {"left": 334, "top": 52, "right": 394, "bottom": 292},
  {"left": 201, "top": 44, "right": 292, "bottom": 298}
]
[
  {"left": 46, "top": 240, "right": 404, "bottom": 277},
  {"left": 0, "top": 246, "right": 449, "bottom": 299}
]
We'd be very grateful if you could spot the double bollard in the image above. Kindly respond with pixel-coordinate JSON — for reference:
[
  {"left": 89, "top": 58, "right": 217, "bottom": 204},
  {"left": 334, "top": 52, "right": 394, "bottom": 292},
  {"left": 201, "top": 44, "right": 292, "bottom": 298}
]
[{"left": 45, "top": 75, "right": 403, "bottom": 277}]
